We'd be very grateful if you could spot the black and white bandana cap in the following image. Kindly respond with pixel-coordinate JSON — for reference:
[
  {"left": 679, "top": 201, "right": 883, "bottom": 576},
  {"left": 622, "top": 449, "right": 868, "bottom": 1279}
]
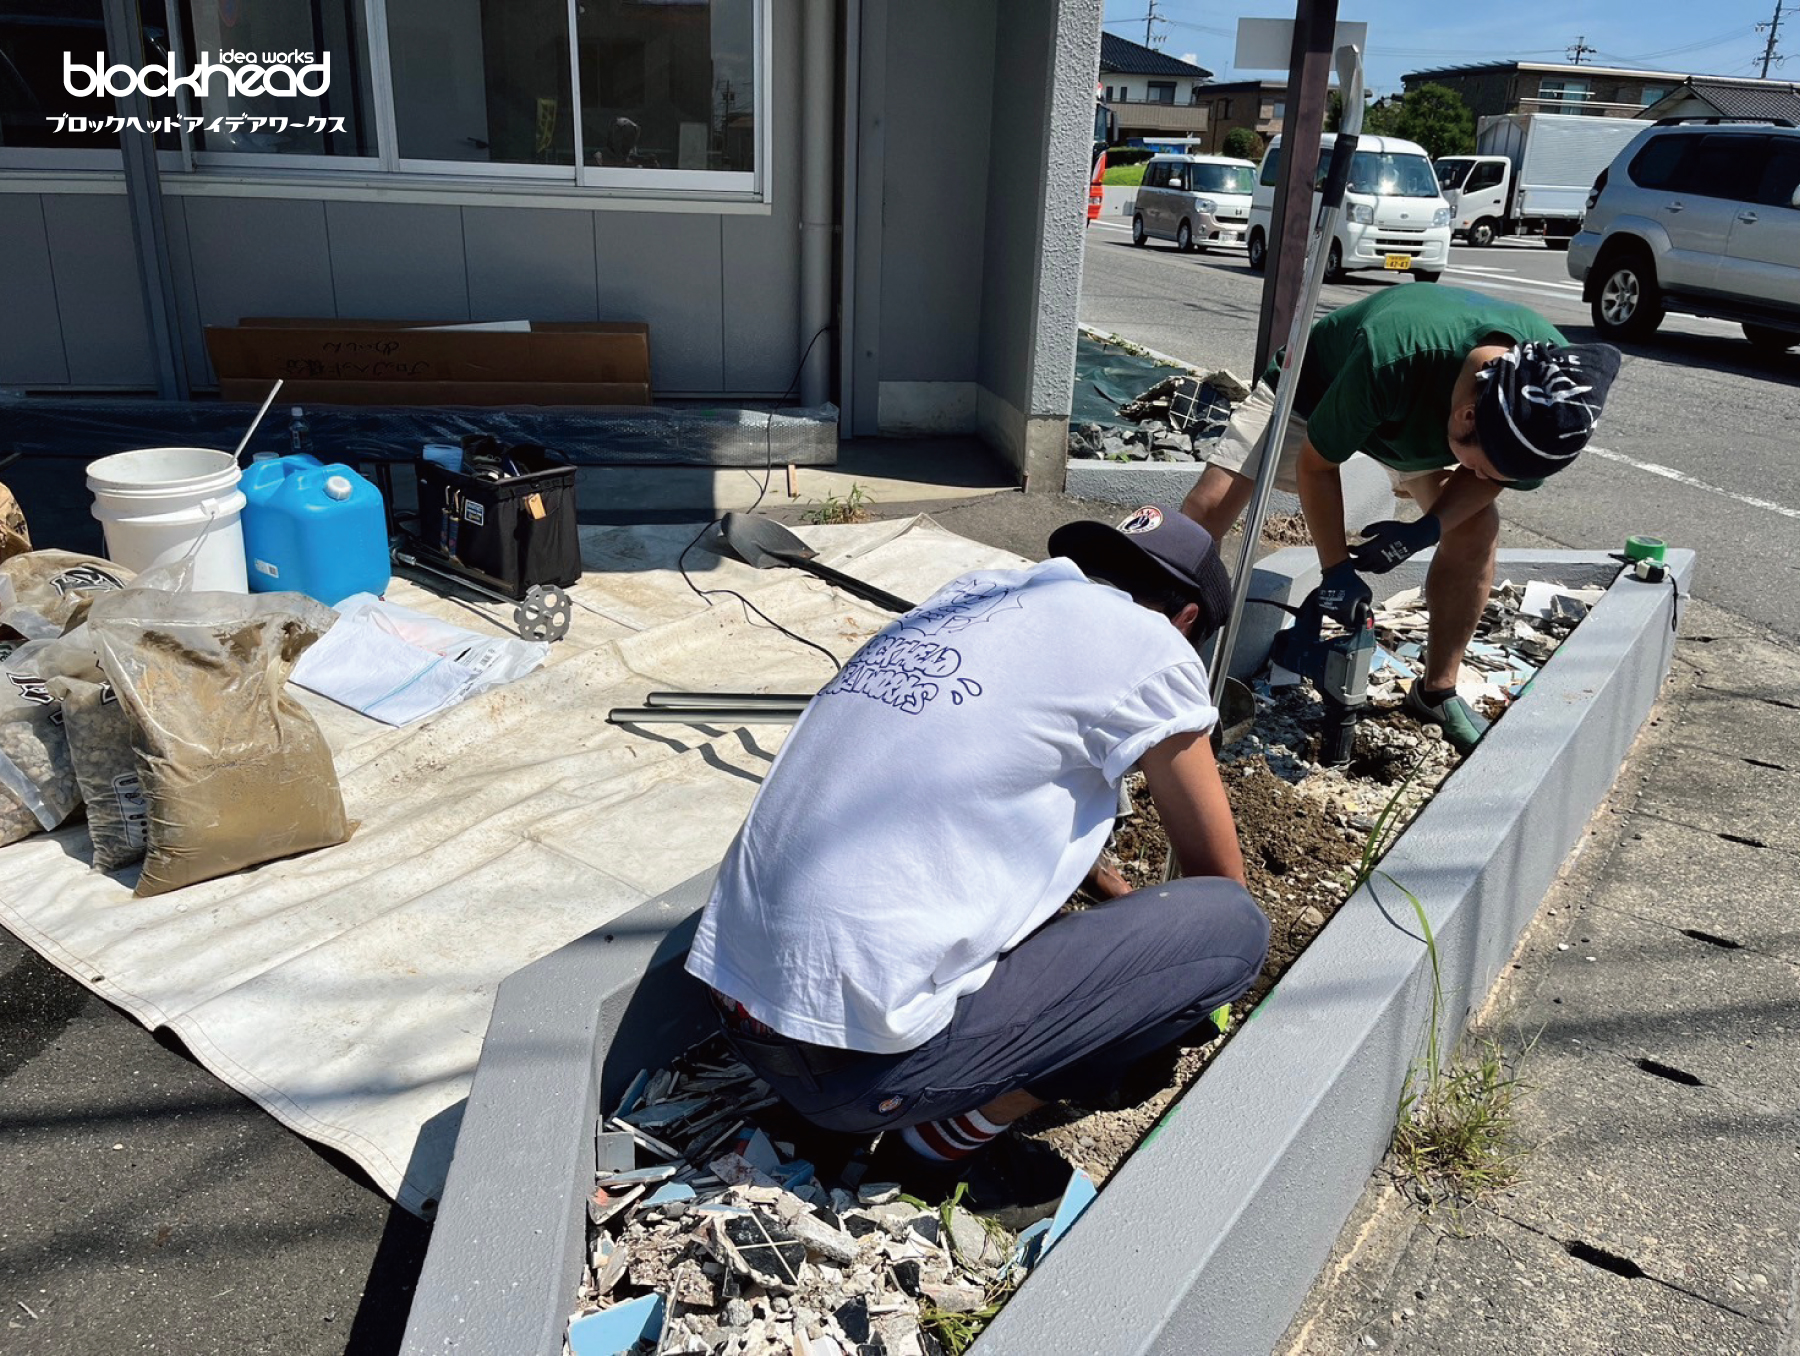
[{"left": 1474, "top": 341, "right": 1622, "bottom": 481}]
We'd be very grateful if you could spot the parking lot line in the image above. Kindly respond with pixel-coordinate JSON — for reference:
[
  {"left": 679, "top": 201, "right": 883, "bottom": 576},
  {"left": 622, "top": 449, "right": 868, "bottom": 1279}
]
[{"left": 1586, "top": 445, "right": 1800, "bottom": 520}]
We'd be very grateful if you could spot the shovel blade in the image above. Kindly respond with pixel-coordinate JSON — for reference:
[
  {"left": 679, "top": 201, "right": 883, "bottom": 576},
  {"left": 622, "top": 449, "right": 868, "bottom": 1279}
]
[
  {"left": 721, "top": 512, "right": 818, "bottom": 570},
  {"left": 1216, "top": 677, "right": 1256, "bottom": 746}
]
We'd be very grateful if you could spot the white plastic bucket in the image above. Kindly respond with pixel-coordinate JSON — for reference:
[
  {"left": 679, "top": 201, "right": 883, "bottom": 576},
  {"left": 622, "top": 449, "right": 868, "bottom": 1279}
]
[{"left": 87, "top": 447, "right": 249, "bottom": 592}]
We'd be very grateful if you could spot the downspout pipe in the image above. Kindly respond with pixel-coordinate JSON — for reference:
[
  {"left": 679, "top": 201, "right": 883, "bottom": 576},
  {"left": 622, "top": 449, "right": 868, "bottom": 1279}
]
[
  {"left": 101, "top": 0, "right": 189, "bottom": 400},
  {"left": 799, "top": 0, "right": 835, "bottom": 407}
]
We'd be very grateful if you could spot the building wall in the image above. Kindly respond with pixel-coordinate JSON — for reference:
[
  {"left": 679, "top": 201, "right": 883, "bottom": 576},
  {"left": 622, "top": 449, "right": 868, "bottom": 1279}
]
[
  {"left": 1195, "top": 82, "right": 1285, "bottom": 154},
  {"left": 1102, "top": 74, "right": 1207, "bottom": 105},
  {"left": 0, "top": 3, "right": 804, "bottom": 398},
  {"left": 866, "top": 0, "right": 999, "bottom": 434},
  {"left": 1405, "top": 68, "right": 1672, "bottom": 121},
  {"left": 976, "top": 0, "right": 1099, "bottom": 483}
]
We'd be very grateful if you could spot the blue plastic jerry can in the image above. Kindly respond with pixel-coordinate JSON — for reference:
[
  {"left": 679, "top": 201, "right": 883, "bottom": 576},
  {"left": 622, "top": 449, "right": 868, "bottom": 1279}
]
[{"left": 240, "top": 455, "right": 390, "bottom": 605}]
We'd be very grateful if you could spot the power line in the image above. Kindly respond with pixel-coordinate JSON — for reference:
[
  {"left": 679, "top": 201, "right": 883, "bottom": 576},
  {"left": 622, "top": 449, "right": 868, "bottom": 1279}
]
[{"left": 1567, "top": 35, "right": 1595, "bottom": 64}]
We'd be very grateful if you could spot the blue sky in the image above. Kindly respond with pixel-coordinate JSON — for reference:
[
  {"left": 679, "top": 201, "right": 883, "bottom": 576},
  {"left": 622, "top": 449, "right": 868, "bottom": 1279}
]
[{"left": 1103, "top": 2, "right": 1787, "bottom": 95}]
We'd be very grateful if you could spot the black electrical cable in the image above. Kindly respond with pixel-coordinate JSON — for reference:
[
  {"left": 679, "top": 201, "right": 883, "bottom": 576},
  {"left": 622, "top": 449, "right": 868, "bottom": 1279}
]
[{"left": 676, "top": 324, "right": 845, "bottom": 672}]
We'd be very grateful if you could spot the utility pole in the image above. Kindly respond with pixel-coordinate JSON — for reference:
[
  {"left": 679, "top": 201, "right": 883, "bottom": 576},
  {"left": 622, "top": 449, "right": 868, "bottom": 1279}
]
[
  {"left": 1143, "top": 0, "right": 1165, "bottom": 49},
  {"left": 1566, "top": 35, "right": 1594, "bottom": 64},
  {"left": 1758, "top": 0, "right": 1785, "bottom": 78}
]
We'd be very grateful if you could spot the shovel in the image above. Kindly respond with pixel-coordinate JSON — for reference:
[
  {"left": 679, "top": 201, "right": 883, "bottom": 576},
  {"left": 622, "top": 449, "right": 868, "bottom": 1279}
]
[
  {"left": 720, "top": 512, "right": 916, "bottom": 614},
  {"left": 1215, "top": 675, "right": 1257, "bottom": 747}
]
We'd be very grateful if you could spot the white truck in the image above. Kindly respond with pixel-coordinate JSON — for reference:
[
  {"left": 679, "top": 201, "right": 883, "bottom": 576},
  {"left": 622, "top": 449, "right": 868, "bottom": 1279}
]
[{"left": 1434, "top": 112, "right": 1644, "bottom": 250}]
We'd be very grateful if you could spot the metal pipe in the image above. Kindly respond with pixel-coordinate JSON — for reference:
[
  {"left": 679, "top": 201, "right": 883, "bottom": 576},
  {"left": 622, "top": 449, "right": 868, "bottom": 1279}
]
[
  {"left": 798, "top": 0, "right": 835, "bottom": 406},
  {"left": 101, "top": 0, "right": 189, "bottom": 401},
  {"left": 1209, "top": 44, "right": 1365, "bottom": 709},
  {"left": 837, "top": 0, "right": 861, "bottom": 440},
  {"left": 641, "top": 692, "right": 812, "bottom": 710},
  {"left": 607, "top": 707, "right": 803, "bottom": 727}
]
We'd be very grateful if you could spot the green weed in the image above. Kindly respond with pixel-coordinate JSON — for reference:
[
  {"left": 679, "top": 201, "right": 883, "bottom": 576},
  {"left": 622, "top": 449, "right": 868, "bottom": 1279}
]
[
  {"left": 803, "top": 483, "right": 873, "bottom": 526},
  {"left": 1381, "top": 872, "right": 1532, "bottom": 1222}
]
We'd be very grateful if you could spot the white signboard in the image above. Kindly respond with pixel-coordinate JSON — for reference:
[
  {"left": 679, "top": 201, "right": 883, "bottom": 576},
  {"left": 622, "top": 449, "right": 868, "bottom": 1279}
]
[{"left": 1234, "top": 18, "right": 1369, "bottom": 71}]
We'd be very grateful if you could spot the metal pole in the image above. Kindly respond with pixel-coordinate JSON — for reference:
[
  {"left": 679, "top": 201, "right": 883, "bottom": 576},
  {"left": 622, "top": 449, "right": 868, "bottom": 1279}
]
[
  {"left": 1209, "top": 44, "right": 1364, "bottom": 708},
  {"left": 798, "top": 0, "right": 835, "bottom": 406},
  {"left": 102, "top": 0, "right": 189, "bottom": 401},
  {"left": 1252, "top": 0, "right": 1339, "bottom": 375}
]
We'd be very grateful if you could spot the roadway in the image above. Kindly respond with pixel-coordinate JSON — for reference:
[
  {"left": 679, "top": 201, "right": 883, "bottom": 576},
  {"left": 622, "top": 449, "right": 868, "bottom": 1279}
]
[{"left": 1079, "top": 220, "right": 1800, "bottom": 639}]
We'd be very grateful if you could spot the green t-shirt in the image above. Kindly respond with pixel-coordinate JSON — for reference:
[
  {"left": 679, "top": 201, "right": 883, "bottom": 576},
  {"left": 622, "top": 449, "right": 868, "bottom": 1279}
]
[{"left": 1262, "top": 285, "right": 1566, "bottom": 489}]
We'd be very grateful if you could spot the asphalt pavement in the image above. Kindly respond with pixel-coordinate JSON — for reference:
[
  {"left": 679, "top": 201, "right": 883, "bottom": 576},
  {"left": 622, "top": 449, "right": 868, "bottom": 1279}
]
[
  {"left": 1079, "top": 220, "right": 1800, "bottom": 640},
  {"left": 1082, "top": 220, "right": 1800, "bottom": 1352}
]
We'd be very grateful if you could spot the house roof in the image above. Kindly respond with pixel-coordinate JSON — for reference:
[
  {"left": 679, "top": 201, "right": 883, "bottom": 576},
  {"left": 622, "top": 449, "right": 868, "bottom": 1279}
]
[
  {"left": 1668, "top": 77, "right": 1800, "bottom": 121},
  {"left": 1404, "top": 60, "right": 1682, "bottom": 83},
  {"left": 1099, "top": 31, "right": 1212, "bottom": 79}
]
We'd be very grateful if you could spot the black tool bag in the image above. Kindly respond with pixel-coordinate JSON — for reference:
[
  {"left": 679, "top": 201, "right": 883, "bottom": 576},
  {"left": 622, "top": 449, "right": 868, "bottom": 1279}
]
[{"left": 413, "top": 438, "right": 582, "bottom": 600}]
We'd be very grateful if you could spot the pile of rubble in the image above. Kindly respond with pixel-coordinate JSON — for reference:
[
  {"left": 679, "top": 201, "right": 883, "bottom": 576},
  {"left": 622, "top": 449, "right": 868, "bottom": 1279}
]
[
  {"left": 1363, "top": 577, "right": 1602, "bottom": 713},
  {"left": 568, "top": 1038, "right": 1093, "bottom": 1356},
  {"left": 1067, "top": 370, "right": 1248, "bottom": 464}
]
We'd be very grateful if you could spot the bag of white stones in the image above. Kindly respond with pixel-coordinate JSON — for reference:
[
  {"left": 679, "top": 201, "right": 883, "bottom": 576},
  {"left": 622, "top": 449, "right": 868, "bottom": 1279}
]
[
  {"left": 46, "top": 671, "right": 149, "bottom": 872},
  {"left": 0, "top": 549, "right": 133, "bottom": 643},
  {"left": 0, "top": 633, "right": 105, "bottom": 848},
  {"left": 88, "top": 588, "right": 350, "bottom": 897}
]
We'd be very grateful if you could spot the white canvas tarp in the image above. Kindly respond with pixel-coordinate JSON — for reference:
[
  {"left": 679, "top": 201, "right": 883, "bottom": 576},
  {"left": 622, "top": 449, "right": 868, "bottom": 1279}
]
[{"left": 0, "top": 517, "right": 1027, "bottom": 1216}]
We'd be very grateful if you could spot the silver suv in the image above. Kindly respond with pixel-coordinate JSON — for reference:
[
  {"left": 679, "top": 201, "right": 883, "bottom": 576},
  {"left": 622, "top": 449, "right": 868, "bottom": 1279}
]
[{"left": 1568, "top": 118, "right": 1800, "bottom": 351}]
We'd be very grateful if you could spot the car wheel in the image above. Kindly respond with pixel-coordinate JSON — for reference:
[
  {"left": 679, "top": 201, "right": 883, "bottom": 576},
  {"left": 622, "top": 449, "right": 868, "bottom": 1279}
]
[
  {"left": 1132, "top": 214, "right": 1147, "bottom": 247},
  {"left": 1469, "top": 220, "right": 1495, "bottom": 248},
  {"left": 1247, "top": 229, "right": 1267, "bottom": 273},
  {"left": 1412, "top": 270, "right": 1442, "bottom": 283},
  {"left": 1591, "top": 252, "right": 1664, "bottom": 339},
  {"left": 1743, "top": 322, "right": 1800, "bottom": 351},
  {"left": 1325, "top": 239, "right": 1345, "bottom": 283},
  {"left": 1177, "top": 220, "right": 1193, "bottom": 252}
]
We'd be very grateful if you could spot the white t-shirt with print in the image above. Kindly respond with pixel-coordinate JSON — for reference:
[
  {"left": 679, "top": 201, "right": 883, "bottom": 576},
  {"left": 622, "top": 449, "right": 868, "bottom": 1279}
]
[{"left": 684, "top": 557, "right": 1219, "bottom": 1054}]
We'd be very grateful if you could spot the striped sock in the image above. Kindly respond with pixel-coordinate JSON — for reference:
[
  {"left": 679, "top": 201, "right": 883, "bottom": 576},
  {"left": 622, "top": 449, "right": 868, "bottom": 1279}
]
[{"left": 900, "top": 1108, "right": 1012, "bottom": 1163}]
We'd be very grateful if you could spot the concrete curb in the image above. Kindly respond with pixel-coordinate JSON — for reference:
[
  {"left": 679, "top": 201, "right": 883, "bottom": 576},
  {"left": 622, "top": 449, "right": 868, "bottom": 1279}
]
[
  {"left": 400, "top": 548, "right": 1691, "bottom": 1356},
  {"left": 399, "top": 878, "right": 719, "bottom": 1356},
  {"left": 977, "top": 547, "right": 1693, "bottom": 1355}
]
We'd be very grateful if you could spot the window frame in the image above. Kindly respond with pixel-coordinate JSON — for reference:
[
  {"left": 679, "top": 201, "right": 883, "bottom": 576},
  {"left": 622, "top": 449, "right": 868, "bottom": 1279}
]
[{"left": 0, "top": 0, "right": 771, "bottom": 202}]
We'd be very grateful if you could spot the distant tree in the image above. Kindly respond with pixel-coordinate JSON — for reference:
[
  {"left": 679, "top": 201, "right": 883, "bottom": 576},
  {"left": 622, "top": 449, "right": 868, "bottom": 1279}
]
[
  {"left": 1362, "top": 95, "right": 1404, "bottom": 137},
  {"left": 1390, "top": 83, "right": 1476, "bottom": 158},
  {"left": 1221, "top": 126, "right": 1264, "bottom": 160}
]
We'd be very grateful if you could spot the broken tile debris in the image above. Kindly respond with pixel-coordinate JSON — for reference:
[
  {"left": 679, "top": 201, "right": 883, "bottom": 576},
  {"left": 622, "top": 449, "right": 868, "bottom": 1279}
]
[{"left": 568, "top": 1035, "right": 1091, "bottom": 1356}]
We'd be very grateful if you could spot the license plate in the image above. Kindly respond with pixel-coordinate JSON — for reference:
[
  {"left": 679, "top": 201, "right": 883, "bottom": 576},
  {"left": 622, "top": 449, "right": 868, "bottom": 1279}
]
[{"left": 1384, "top": 254, "right": 1413, "bottom": 271}]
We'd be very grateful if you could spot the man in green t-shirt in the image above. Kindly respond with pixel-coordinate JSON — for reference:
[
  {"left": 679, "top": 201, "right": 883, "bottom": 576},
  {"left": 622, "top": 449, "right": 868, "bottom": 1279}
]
[{"left": 1182, "top": 285, "right": 1621, "bottom": 752}]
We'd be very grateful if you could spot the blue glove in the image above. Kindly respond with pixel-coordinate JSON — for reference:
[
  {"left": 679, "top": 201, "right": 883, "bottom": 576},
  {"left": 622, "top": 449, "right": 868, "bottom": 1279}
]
[
  {"left": 1318, "top": 560, "right": 1372, "bottom": 625},
  {"left": 1349, "top": 516, "right": 1442, "bottom": 574}
]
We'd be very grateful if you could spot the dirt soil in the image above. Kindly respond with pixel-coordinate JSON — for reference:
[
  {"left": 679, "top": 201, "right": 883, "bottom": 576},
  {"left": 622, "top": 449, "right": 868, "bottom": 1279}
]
[{"left": 1021, "top": 688, "right": 1458, "bottom": 1181}]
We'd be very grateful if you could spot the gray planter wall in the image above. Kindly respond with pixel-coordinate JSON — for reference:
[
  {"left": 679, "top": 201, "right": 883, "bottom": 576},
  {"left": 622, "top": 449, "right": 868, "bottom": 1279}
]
[{"left": 402, "top": 548, "right": 1693, "bottom": 1356}]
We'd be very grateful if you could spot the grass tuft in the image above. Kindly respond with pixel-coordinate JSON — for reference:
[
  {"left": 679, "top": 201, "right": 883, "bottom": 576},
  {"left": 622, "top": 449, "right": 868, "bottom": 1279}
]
[
  {"left": 803, "top": 483, "right": 873, "bottom": 526},
  {"left": 1380, "top": 871, "right": 1533, "bottom": 1223}
]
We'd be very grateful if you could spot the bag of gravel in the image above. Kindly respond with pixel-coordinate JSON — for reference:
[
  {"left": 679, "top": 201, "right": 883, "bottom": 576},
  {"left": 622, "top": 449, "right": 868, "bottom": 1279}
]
[
  {"left": 0, "top": 550, "right": 134, "bottom": 641},
  {"left": 88, "top": 588, "right": 349, "bottom": 897},
  {"left": 0, "top": 481, "right": 28, "bottom": 563},
  {"left": 0, "top": 635, "right": 103, "bottom": 834},
  {"left": 46, "top": 673, "right": 148, "bottom": 871}
]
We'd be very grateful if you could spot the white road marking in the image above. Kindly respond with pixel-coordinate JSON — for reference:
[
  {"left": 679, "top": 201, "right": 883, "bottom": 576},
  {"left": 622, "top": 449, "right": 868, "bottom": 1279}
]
[
  {"left": 1447, "top": 265, "right": 1582, "bottom": 290},
  {"left": 1586, "top": 445, "right": 1800, "bottom": 520}
]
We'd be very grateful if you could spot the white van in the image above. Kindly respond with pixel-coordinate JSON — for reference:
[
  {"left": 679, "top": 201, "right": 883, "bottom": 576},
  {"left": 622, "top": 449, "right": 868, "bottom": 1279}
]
[
  {"left": 1246, "top": 133, "right": 1452, "bottom": 282},
  {"left": 1129, "top": 153, "right": 1258, "bottom": 252}
]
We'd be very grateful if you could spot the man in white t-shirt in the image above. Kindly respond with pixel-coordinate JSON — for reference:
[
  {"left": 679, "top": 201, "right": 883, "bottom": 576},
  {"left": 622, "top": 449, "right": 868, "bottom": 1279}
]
[{"left": 685, "top": 505, "right": 1269, "bottom": 1202}]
